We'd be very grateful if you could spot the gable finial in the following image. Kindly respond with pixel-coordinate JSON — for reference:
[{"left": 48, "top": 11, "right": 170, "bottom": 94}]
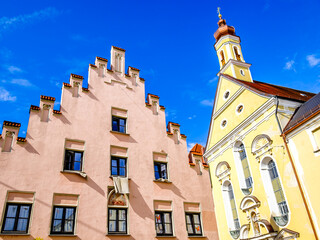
[{"left": 217, "top": 7, "right": 222, "bottom": 19}]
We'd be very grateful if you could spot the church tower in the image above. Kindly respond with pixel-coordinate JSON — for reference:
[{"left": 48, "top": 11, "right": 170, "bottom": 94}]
[{"left": 214, "top": 9, "right": 253, "bottom": 82}]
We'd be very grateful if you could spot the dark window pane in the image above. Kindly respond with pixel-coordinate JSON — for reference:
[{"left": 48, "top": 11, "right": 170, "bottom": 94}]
[
  {"left": 19, "top": 206, "right": 30, "bottom": 218},
  {"left": 3, "top": 218, "right": 15, "bottom": 231},
  {"left": 74, "top": 161, "right": 81, "bottom": 171},
  {"left": 74, "top": 152, "right": 82, "bottom": 162},
  {"left": 155, "top": 212, "right": 173, "bottom": 236},
  {"left": 65, "top": 208, "right": 74, "bottom": 220},
  {"left": 119, "top": 159, "right": 126, "bottom": 167},
  {"left": 119, "top": 126, "right": 125, "bottom": 133},
  {"left": 17, "top": 219, "right": 28, "bottom": 231},
  {"left": 54, "top": 208, "right": 63, "bottom": 219},
  {"left": 7, "top": 205, "right": 17, "bottom": 218},
  {"left": 111, "top": 159, "right": 118, "bottom": 167},
  {"left": 53, "top": 220, "right": 62, "bottom": 232},
  {"left": 112, "top": 167, "right": 118, "bottom": 175},
  {"left": 119, "top": 167, "right": 126, "bottom": 176}
]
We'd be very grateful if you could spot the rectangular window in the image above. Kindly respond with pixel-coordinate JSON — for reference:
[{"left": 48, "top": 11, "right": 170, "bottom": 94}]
[
  {"left": 108, "top": 208, "right": 127, "bottom": 234},
  {"left": 51, "top": 206, "right": 76, "bottom": 234},
  {"left": 112, "top": 116, "right": 126, "bottom": 133},
  {"left": 185, "top": 213, "right": 202, "bottom": 236},
  {"left": 64, "top": 150, "right": 83, "bottom": 171},
  {"left": 155, "top": 211, "right": 173, "bottom": 236},
  {"left": 111, "top": 156, "right": 127, "bottom": 177},
  {"left": 1, "top": 203, "right": 32, "bottom": 233},
  {"left": 154, "top": 162, "right": 168, "bottom": 180}
]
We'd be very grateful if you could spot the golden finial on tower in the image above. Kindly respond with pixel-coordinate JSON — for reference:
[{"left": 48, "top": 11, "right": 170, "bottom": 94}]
[{"left": 217, "top": 7, "right": 222, "bottom": 19}]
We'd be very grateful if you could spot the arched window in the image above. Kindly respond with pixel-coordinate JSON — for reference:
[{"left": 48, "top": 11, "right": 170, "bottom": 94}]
[
  {"left": 222, "top": 181, "right": 240, "bottom": 239},
  {"left": 234, "top": 47, "right": 241, "bottom": 61},
  {"left": 234, "top": 142, "right": 253, "bottom": 195},
  {"left": 261, "top": 157, "right": 289, "bottom": 227},
  {"left": 220, "top": 51, "right": 226, "bottom": 66}
]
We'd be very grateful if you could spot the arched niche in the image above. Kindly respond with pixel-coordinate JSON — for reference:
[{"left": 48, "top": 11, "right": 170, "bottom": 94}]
[{"left": 240, "top": 196, "right": 261, "bottom": 212}]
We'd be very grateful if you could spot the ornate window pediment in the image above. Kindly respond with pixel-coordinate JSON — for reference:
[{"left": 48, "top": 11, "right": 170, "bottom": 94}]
[
  {"left": 251, "top": 134, "right": 272, "bottom": 156},
  {"left": 215, "top": 161, "right": 231, "bottom": 183}
]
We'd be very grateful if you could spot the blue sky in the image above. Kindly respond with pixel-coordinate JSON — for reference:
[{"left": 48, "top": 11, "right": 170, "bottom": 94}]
[{"left": 0, "top": 0, "right": 319, "bottom": 150}]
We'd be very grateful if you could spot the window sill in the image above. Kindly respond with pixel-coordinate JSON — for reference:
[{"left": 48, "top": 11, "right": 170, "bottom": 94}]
[
  {"left": 49, "top": 234, "right": 77, "bottom": 237},
  {"left": 61, "top": 170, "right": 87, "bottom": 178},
  {"left": 153, "top": 179, "right": 172, "bottom": 183},
  {"left": 110, "top": 130, "right": 130, "bottom": 136},
  {"left": 110, "top": 176, "right": 131, "bottom": 180},
  {"left": 0, "top": 233, "right": 30, "bottom": 236},
  {"left": 188, "top": 236, "right": 207, "bottom": 238},
  {"left": 106, "top": 234, "right": 131, "bottom": 236},
  {"left": 156, "top": 236, "right": 176, "bottom": 238}
]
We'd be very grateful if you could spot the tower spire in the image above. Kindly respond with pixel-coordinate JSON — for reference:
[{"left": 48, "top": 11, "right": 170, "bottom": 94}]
[{"left": 217, "top": 7, "right": 222, "bottom": 20}]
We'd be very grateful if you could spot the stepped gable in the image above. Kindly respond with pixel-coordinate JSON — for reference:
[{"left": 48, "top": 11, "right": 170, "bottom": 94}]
[
  {"left": 220, "top": 74, "right": 315, "bottom": 102},
  {"left": 283, "top": 92, "right": 320, "bottom": 134}
]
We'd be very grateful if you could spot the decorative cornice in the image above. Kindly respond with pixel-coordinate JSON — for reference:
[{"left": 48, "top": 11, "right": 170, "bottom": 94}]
[{"left": 218, "top": 59, "right": 252, "bottom": 77}]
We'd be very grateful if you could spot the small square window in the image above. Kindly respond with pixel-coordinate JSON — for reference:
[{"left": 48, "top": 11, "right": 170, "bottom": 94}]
[
  {"left": 51, "top": 206, "right": 76, "bottom": 234},
  {"left": 185, "top": 213, "right": 202, "bottom": 236},
  {"left": 112, "top": 116, "right": 126, "bottom": 133},
  {"left": 108, "top": 208, "right": 127, "bottom": 234},
  {"left": 64, "top": 150, "right": 83, "bottom": 171},
  {"left": 154, "top": 162, "right": 168, "bottom": 180},
  {"left": 155, "top": 211, "right": 173, "bottom": 236},
  {"left": 1, "top": 203, "right": 32, "bottom": 234},
  {"left": 111, "top": 156, "right": 127, "bottom": 177}
]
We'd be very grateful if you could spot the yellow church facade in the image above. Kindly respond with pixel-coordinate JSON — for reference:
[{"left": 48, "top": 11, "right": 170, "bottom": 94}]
[{"left": 204, "top": 13, "right": 318, "bottom": 240}]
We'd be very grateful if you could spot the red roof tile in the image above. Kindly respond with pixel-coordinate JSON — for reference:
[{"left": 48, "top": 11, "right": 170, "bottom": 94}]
[
  {"left": 3, "top": 121, "right": 21, "bottom": 128},
  {"left": 53, "top": 110, "right": 62, "bottom": 114},
  {"left": 129, "top": 66, "right": 140, "bottom": 71},
  {"left": 89, "top": 64, "right": 97, "bottom": 68},
  {"left": 148, "top": 93, "right": 160, "bottom": 99},
  {"left": 112, "top": 46, "right": 126, "bottom": 52},
  {"left": 221, "top": 74, "right": 315, "bottom": 102},
  {"left": 96, "top": 56, "right": 108, "bottom": 62},
  {"left": 71, "top": 73, "right": 84, "bottom": 79},
  {"left": 160, "top": 105, "right": 165, "bottom": 110},
  {"left": 17, "top": 137, "right": 27, "bottom": 143},
  {"left": 188, "top": 144, "right": 209, "bottom": 167},
  {"left": 139, "top": 77, "right": 145, "bottom": 81},
  {"left": 40, "top": 95, "right": 55, "bottom": 101},
  {"left": 30, "top": 105, "right": 40, "bottom": 111},
  {"left": 63, "top": 82, "right": 71, "bottom": 87},
  {"left": 82, "top": 87, "right": 89, "bottom": 92}
]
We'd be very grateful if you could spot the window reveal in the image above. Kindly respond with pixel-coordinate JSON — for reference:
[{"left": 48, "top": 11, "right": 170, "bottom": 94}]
[
  {"left": 1, "top": 203, "right": 32, "bottom": 233},
  {"left": 155, "top": 211, "right": 173, "bottom": 236},
  {"left": 51, "top": 206, "right": 76, "bottom": 234},
  {"left": 154, "top": 162, "right": 168, "bottom": 180},
  {"left": 64, "top": 150, "right": 83, "bottom": 171},
  {"left": 112, "top": 116, "right": 126, "bottom": 133}
]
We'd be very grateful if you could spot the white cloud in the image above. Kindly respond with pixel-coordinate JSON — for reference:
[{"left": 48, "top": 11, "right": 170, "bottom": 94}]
[
  {"left": 284, "top": 60, "right": 295, "bottom": 70},
  {"left": 208, "top": 76, "right": 218, "bottom": 84},
  {"left": 0, "top": 7, "right": 61, "bottom": 33},
  {"left": 200, "top": 99, "right": 214, "bottom": 107},
  {"left": 187, "top": 142, "right": 197, "bottom": 152},
  {"left": 8, "top": 65, "right": 22, "bottom": 73},
  {"left": 188, "top": 114, "right": 197, "bottom": 120},
  {"left": 0, "top": 87, "right": 16, "bottom": 102},
  {"left": 11, "top": 78, "right": 33, "bottom": 87},
  {"left": 307, "top": 55, "right": 320, "bottom": 67}
]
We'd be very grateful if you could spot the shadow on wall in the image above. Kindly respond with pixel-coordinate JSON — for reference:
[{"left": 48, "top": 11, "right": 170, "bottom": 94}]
[
  {"left": 61, "top": 174, "right": 105, "bottom": 197},
  {"left": 155, "top": 182, "right": 186, "bottom": 200},
  {"left": 129, "top": 180, "right": 154, "bottom": 220},
  {"left": 56, "top": 106, "right": 72, "bottom": 125}
]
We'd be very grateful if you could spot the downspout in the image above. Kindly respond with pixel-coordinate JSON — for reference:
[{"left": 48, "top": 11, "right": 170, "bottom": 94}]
[{"left": 276, "top": 97, "right": 319, "bottom": 240}]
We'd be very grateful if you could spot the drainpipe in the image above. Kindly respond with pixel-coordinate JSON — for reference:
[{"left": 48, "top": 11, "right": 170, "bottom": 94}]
[{"left": 277, "top": 98, "right": 319, "bottom": 240}]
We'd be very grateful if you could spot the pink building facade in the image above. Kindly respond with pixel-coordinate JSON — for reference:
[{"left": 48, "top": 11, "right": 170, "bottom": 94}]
[{"left": 0, "top": 46, "right": 219, "bottom": 240}]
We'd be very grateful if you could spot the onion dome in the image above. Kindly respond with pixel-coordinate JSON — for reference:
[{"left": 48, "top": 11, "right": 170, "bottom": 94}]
[{"left": 214, "top": 10, "right": 236, "bottom": 41}]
